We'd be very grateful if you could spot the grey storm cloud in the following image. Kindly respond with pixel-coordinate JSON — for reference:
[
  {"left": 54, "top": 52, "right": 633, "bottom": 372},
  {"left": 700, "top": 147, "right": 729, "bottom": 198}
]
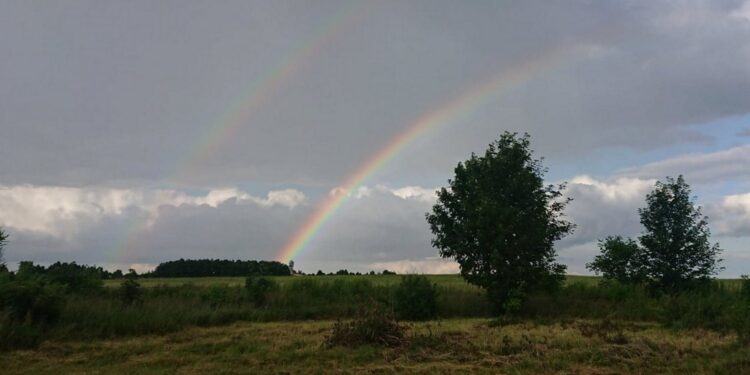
[
  {"left": 2, "top": 1, "right": 750, "bottom": 275},
  {"left": 617, "top": 145, "right": 750, "bottom": 186},
  {"left": 1, "top": 1, "right": 749, "bottom": 187}
]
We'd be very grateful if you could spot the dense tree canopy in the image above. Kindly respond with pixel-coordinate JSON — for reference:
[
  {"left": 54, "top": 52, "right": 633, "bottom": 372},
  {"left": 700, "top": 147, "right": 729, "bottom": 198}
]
[
  {"left": 587, "top": 236, "right": 645, "bottom": 284},
  {"left": 427, "top": 132, "right": 573, "bottom": 312},
  {"left": 638, "top": 176, "right": 722, "bottom": 292},
  {"left": 150, "top": 259, "right": 291, "bottom": 277},
  {"left": 588, "top": 176, "right": 722, "bottom": 293}
]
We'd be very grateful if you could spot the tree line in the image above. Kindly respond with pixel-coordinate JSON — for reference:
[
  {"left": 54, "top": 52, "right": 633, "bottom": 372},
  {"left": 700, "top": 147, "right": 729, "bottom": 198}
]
[{"left": 149, "top": 259, "right": 291, "bottom": 277}]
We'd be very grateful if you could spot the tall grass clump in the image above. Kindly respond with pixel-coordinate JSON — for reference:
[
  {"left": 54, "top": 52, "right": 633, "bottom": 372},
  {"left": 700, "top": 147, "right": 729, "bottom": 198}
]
[
  {"left": 0, "top": 280, "right": 64, "bottom": 350},
  {"left": 735, "top": 276, "right": 750, "bottom": 344},
  {"left": 245, "top": 276, "right": 275, "bottom": 307},
  {"left": 325, "top": 304, "right": 406, "bottom": 348}
]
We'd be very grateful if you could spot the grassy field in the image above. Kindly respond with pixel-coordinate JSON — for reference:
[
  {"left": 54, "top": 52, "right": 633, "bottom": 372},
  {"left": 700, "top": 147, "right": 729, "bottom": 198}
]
[
  {"left": 103, "top": 274, "right": 745, "bottom": 290},
  {"left": 5, "top": 274, "right": 749, "bottom": 373},
  {"left": 3, "top": 318, "right": 748, "bottom": 374},
  {"left": 101, "top": 274, "right": 607, "bottom": 289},
  {"left": 102, "top": 274, "right": 478, "bottom": 289}
]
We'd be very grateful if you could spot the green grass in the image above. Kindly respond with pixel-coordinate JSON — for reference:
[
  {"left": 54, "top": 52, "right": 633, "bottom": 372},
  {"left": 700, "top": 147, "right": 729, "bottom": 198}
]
[
  {"left": 3, "top": 318, "right": 748, "bottom": 374},
  {"left": 103, "top": 273, "right": 747, "bottom": 291},
  {"left": 6, "top": 274, "right": 748, "bottom": 355},
  {"left": 4, "top": 274, "right": 749, "bottom": 373},
  {"left": 103, "top": 274, "right": 477, "bottom": 289}
]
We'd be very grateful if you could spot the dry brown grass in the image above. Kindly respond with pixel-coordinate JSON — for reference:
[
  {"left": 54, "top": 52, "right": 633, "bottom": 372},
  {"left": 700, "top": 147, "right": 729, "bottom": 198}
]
[{"left": 2, "top": 318, "right": 748, "bottom": 374}]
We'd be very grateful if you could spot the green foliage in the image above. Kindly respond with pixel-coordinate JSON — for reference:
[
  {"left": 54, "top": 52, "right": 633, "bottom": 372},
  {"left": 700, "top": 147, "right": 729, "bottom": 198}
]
[
  {"left": 638, "top": 176, "right": 723, "bottom": 294},
  {"left": 427, "top": 132, "right": 573, "bottom": 312},
  {"left": 393, "top": 275, "right": 438, "bottom": 320},
  {"left": 44, "top": 262, "right": 103, "bottom": 293},
  {"left": 658, "top": 285, "right": 737, "bottom": 331},
  {"left": 118, "top": 270, "right": 142, "bottom": 306},
  {"left": 736, "top": 275, "right": 750, "bottom": 345},
  {"left": 0, "top": 313, "right": 45, "bottom": 351},
  {"left": 15, "top": 261, "right": 103, "bottom": 294},
  {"left": 0, "top": 280, "right": 64, "bottom": 325},
  {"left": 0, "top": 277, "right": 64, "bottom": 351},
  {"left": 325, "top": 305, "right": 406, "bottom": 347},
  {"left": 0, "top": 273, "right": 748, "bottom": 352},
  {"left": 151, "top": 259, "right": 291, "bottom": 277},
  {"left": 0, "top": 227, "right": 7, "bottom": 266},
  {"left": 587, "top": 236, "right": 645, "bottom": 284},
  {"left": 589, "top": 176, "right": 723, "bottom": 295},
  {"left": 245, "top": 276, "right": 275, "bottom": 307}
]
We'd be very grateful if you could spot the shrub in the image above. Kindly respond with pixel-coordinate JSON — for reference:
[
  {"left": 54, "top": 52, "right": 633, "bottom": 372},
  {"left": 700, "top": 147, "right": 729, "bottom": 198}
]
[
  {"left": 394, "top": 275, "right": 438, "bottom": 320},
  {"left": 0, "top": 313, "right": 45, "bottom": 351},
  {"left": 325, "top": 304, "right": 405, "bottom": 347},
  {"left": 587, "top": 236, "right": 645, "bottom": 284},
  {"left": 245, "top": 276, "right": 275, "bottom": 307},
  {"left": 736, "top": 276, "right": 750, "bottom": 344},
  {"left": 119, "top": 271, "right": 142, "bottom": 306},
  {"left": 0, "top": 280, "right": 63, "bottom": 324}
]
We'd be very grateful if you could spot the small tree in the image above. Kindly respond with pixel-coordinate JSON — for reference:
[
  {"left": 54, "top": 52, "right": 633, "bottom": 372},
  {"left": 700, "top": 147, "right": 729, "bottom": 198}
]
[
  {"left": 638, "top": 176, "right": 722, "bottom": 293},
  {"left": 119, "top": 269, "right": 142, "bottom": 306},
  {"left": 0, "top": 227, "right": 8, "bottom": 267},
  {"left": 427, "top": 132, "right": 573, "bottom": 312},
  {"left": 587, "top": 236, "right": 645, "bottom": 284}
]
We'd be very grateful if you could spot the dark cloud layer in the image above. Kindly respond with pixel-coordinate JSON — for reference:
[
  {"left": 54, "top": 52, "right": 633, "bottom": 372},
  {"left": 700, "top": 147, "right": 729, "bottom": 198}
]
[
  {"left": 2, "top": 1, "right": 749, "bottom": 188},
  {"left": 2, "top": 1, "right": 750, "bottom": 274}
]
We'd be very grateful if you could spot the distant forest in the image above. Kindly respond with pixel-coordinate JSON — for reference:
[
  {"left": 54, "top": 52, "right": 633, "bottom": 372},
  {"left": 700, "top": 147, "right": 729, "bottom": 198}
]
[
  {"left": 7, "top": 259, "right": 292, "bottom": 282},
  {"left": 150, "top": 259, "right": 291, "bottom": 277}
]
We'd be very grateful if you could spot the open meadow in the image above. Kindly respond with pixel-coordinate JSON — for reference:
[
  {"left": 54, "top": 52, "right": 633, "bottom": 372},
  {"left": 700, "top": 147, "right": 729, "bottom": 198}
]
[
  {"left": 3, "top": 274, "right": 750, "bottom": 374},
  {"left": 103, "top": 274, "right": 745, "bottom": 290},
  {"left": 3, "top": 317, "right": 749, "bottom": 374},
  {"left": 4, "top": 1, "right": 750, "bottom": 373}
]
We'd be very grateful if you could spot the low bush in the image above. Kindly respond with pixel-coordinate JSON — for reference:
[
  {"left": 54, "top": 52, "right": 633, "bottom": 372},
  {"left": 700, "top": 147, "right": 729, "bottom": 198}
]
[
  {"left": 245, "top": 276, "right": 275, "bottom": 307},
  {"left": 0, "top": 280, "right": 64, "bottom": 324},
  {"left": 393, "top": 275, "right": 438, "bottom": 320},
  {"left": 0, "top": 313, "right": 44, "bottom": 351},
  {"left": 735, "top": 276, "right": 750, "bottom": 345}
]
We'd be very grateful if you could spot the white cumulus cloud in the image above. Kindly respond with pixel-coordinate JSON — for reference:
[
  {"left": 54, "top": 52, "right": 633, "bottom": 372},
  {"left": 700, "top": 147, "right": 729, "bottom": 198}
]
[{"left": 0, "top": 185, "right": 305, "bottom": 238}]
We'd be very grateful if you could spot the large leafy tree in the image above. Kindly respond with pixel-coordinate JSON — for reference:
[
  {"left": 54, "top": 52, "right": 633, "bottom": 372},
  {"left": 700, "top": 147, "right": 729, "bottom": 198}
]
[
  {"left": 638, "top": 175, "right": 722, "bottom": 293},
  {"left": 426, "top": 132, "right": 573, "bottom": 312}
]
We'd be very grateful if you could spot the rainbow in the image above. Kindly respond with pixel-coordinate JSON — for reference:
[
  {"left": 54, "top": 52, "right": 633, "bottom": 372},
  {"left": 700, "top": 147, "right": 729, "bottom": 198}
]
[
  {"left": 276, "top": 45, "right": 575, "bottom": 263},
  {"left": 171, "top": 2, "right": 370, "bottom": 183},
  {"left": 112, "top": 3, "right": 369, "bottom": 266}
]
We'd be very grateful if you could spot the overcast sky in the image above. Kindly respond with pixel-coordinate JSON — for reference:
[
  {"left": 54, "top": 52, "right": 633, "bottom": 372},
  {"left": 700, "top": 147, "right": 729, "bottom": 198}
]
[{"left": 2, "top": 1, "right": 750, "bottom": 275}]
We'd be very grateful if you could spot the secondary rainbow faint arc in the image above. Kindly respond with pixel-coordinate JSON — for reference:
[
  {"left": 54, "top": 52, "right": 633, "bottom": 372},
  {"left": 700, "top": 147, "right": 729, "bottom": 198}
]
[
  {"left": 112, "top": 2, "right": 369, "bottom": 265},
  {"left": 276, "top": 45, "right": 574, "bottom": 263},
  {"left": 170, "top": 1, "right": 369, "bottom": 183}
]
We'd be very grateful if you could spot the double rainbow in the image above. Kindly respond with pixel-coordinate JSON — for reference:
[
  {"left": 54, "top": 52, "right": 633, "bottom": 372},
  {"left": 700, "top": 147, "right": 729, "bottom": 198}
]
[{"left": 113, "top": 3, "right": 369, "bottom": 264}]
